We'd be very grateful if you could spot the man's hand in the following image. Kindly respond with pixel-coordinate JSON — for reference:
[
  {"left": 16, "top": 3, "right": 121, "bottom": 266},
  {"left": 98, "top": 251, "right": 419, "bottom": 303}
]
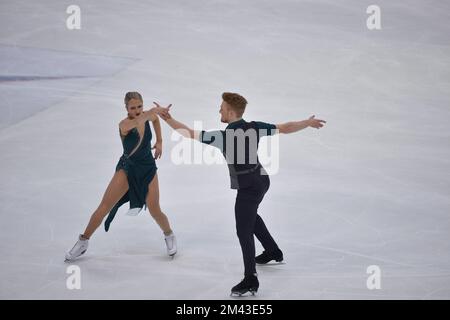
[
  {"left": 151, "top": 103, "right": 197, "bottom": 139},
  {"left": 307, "top": 115, "right": 326, "bottom": 129},
  {"left": 152, "top": 141, "right": 162, "bottom": 159},
  {"left": 152, "top": 102, "right": 172, "bottom": 120}
]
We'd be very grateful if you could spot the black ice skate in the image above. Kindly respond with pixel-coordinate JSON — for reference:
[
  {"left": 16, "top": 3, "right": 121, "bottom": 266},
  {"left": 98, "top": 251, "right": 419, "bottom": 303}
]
[
  {"left": 255, "top": 249, "right": 283, "bottom": 264},
  {"left": 230, "top": 274, "right": 259, "bottom": 297}
]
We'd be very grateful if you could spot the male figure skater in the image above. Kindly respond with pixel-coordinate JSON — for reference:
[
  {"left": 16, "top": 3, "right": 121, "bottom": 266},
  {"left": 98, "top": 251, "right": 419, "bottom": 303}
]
[{"left": 154, "top": 92, "right": 326, "bottom": 295}]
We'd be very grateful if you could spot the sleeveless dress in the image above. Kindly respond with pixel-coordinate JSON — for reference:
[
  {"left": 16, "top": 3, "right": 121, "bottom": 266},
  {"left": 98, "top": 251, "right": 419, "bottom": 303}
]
[{"left": 104, "top": 121, "right": 157, "bottom": 231}]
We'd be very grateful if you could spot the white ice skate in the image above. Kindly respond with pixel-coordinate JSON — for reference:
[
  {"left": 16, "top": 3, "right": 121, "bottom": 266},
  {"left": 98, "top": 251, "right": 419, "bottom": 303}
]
[
  {"left": 65, "top": 235, "right": 89, "bottom": 262},
  {"left": 164, "top": 232, "right": 177, "bottom": 257}
]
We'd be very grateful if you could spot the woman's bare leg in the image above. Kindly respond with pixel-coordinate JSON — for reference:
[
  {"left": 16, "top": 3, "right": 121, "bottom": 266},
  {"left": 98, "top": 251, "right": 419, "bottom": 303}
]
[
  {"left": 146, "top": 174, "right": 172, "bottom": 234},
  {"left": 82, "top": 170, "right": 129, "bottom": 238}
]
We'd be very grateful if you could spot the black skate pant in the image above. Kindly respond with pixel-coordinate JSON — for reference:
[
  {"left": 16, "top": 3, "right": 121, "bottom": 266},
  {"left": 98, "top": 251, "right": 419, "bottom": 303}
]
[{"left": 235, "top": 173, "right": 279, "bottom": 276}]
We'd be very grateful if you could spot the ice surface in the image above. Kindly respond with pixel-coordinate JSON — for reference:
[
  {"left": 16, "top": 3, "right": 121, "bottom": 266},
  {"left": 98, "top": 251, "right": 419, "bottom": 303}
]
[{"left": 0, "top": 0, "right": 449, "bottom": 299}]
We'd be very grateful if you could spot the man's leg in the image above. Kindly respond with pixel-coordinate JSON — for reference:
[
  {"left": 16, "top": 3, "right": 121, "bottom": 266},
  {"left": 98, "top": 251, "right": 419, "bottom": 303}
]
[
  {"left": 254, "top": 214, "right": 279, "bottom": 252},
  {"left": 235, "top": 191, "right": 259, "bottom": 276},
  {"left": 253, "top": 174, "right": 279, "bottom": 252},
  {"left": 253, "top": 174, "right": 283, "bottom": 263}
]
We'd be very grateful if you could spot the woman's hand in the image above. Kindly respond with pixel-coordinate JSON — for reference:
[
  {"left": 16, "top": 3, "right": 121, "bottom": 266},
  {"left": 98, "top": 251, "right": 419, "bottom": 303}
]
[
  {"left": 152, "top": 102, "right": 172, "bottom": 120},
  {"left": 152, "top": 141, "right": 162, "bottom": 159}
]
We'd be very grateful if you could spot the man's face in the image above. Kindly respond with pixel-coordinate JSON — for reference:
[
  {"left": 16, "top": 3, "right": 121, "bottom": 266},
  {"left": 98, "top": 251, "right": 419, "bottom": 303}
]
[
  {"left": 126, "top": 98, "right": 143, "bottom": 119},
  {"left": 219, "top": 101, "right": 231, "bottom": 123}
]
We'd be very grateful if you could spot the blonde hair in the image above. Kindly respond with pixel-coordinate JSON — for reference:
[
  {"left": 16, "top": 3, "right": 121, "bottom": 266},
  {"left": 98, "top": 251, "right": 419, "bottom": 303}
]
[{"left": 124, "top": 91, "right": 143, "bottom": 107}]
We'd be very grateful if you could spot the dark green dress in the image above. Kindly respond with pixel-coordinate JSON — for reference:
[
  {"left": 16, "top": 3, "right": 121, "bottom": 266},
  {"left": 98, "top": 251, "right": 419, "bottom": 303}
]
[{"left": 104, "top": 120, "right": 157, "bottom": 231}]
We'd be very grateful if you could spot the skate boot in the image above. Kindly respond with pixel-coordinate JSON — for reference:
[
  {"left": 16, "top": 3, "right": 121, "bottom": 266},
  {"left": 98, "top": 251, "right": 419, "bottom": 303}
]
[
  {"left": 65, "top": 235, "right": 89, "bottom": 262},
  {"left": 255, "top": 248, "right": 283, "bottom": 264},
  {"left": 231, "top": 274, "right": 259, "bottom": 296},
  {"left": 164, "top": 232, "right": 177, "bottom": 257}
]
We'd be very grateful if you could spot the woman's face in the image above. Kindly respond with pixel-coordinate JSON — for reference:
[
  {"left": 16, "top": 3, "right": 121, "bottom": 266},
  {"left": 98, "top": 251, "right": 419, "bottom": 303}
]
[{"left": 126, "top": 98, "right": 143, "bottom": 119}]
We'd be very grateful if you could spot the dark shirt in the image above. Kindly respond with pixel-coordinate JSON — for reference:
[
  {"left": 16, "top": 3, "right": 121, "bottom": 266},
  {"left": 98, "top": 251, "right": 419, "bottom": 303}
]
[{"left": 200, "top": 119, "right": 277, "bottom": 189}]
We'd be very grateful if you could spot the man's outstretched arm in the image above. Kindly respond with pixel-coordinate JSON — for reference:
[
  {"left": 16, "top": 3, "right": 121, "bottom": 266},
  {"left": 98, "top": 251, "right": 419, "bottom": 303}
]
[
  {"left": 276, "top": 115, "right": 326, "bottom": 134},
  {"left": 152, "top": 102, "right": 200, "bottom": 140}
]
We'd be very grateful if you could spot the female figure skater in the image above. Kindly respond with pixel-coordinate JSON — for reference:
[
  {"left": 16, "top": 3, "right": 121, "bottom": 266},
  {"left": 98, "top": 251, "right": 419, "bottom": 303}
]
[{"left": 65, "top": 92, "right": 177, "bottom": 261}]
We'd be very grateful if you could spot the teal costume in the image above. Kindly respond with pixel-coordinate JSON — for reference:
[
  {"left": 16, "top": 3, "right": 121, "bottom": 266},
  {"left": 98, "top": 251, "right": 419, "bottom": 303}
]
[{"left": 104, "top": 120, "right": 157, "bottom": 231}]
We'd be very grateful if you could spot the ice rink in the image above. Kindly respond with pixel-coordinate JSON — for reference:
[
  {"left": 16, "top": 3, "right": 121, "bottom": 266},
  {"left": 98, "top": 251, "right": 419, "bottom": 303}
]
[{"left": 0, "top": 0, "right": 449, "bottom": 299}]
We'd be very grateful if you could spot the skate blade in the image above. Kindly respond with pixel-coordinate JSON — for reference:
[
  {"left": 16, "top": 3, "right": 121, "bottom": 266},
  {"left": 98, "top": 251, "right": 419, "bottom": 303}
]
[
  {"left": 64, "top": 250, "right": 87, "bottom": 263},
  {"left": 257, "top": 261, "right": 285, "bottom": 266},
  {"left": 230, "top": 289, "right": 258, "bottom": 297}
]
